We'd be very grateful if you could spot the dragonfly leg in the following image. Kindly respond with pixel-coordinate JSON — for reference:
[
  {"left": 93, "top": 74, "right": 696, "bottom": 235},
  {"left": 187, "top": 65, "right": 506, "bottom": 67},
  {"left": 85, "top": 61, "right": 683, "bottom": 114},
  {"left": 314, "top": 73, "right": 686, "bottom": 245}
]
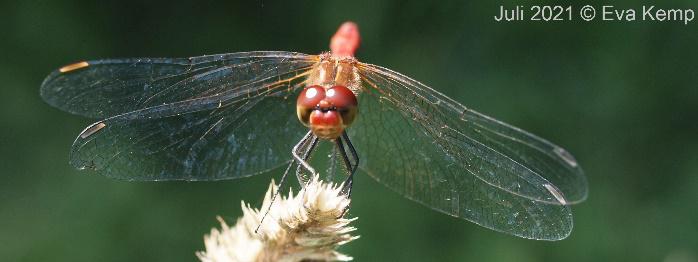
[
  {"left": 256, "top": 130, "right": 321, "bottom": 233},
  {"left": 335, "top": 131, "right": 359, "bottom": 217},
  {"left": 256, "top": 131, "right": 317, "bottom": 233},
  {"left": 255, "top": 158, "right": 296, "bottom": 234},
  {"left": 339, "top": 131, "right": 359, "bottom": 195},
  {"left": 293, "top": 130, "right": 319, "bottom": 185}
]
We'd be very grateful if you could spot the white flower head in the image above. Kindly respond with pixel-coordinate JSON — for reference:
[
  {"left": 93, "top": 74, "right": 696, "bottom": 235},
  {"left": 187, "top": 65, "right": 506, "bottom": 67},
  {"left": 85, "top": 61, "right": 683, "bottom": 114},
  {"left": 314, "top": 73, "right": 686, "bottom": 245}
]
[{"left": 197, "top": 175, "right": 359, "bottom": 262}]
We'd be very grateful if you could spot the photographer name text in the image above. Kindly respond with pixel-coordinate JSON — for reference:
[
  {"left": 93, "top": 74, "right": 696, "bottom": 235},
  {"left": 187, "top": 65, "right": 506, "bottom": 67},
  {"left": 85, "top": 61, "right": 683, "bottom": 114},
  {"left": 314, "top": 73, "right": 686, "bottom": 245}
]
[{"left": 494, "top": 5, "right": 694, "bottom": 25}]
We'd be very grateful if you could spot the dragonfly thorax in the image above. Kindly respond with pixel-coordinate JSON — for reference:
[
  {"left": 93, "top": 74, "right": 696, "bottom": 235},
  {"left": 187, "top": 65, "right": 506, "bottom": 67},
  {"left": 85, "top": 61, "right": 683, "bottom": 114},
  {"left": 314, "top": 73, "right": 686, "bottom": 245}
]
[
  {"left": 296, "top": 85, "right": 357, "bottom": 139},
  {"left": 308, "top": 54, "right": 362, "bottom": 93}
]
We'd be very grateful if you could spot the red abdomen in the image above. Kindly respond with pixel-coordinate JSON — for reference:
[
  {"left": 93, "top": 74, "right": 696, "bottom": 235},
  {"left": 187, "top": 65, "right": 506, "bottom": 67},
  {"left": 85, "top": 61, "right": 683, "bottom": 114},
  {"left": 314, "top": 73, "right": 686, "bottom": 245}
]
[{"left": 330, "top": 22, "right": 361, "bottom": 57}]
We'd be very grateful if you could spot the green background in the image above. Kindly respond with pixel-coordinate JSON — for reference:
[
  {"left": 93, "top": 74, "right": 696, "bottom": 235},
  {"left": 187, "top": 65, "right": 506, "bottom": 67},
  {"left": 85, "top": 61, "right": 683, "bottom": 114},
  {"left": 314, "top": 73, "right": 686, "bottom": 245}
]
[{"left": 2, "top": 1, "right": 697, "bottom": 261}]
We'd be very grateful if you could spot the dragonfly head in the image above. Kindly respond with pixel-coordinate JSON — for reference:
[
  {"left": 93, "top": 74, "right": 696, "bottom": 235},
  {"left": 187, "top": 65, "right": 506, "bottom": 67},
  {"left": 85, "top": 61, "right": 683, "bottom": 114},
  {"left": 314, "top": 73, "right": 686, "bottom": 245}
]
[{"left": 297, "top": 85, "right": 357, "bottom": 139}]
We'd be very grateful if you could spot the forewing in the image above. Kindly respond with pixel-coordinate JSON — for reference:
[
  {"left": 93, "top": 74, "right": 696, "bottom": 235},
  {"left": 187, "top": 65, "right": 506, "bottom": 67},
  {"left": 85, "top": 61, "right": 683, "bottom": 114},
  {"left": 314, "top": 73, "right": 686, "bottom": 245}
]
[
  {"left": 52, "top": 52, "right": 317, "bottom": 180},
  {"left": 351, "top": 63, "right": 587, "bottom": 240},
  {"left": 41, "top": 51, "right": 316, "bottom": 118}
]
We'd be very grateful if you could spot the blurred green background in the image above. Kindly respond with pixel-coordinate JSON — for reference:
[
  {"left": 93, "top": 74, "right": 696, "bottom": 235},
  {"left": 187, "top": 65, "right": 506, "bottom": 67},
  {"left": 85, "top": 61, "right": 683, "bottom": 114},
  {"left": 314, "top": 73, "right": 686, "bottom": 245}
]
[{"left": 2, "top": 0, "right": 697, "bottom": 261}]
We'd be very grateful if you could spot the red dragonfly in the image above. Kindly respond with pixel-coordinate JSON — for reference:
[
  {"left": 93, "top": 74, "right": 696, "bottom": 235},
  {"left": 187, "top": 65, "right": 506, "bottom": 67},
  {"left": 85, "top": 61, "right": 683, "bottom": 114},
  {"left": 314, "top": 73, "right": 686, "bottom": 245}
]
[{"left": 41, "top": 22, "right": 587, "bottom": 240}]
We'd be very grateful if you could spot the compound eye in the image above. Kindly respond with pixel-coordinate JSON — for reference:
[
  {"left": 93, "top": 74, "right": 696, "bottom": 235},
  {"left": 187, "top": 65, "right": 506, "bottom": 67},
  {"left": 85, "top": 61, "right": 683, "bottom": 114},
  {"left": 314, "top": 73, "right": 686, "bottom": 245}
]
[
  {"left": 297, "top": 85, "right": 326, "bottom": 108},
  {"left": 297, "top": 85, "right": 326, "bottom": 126},
  {"left": 326, "top": 85, "right": 358, "bottom": 126},
  {"left": 325, "top": 85, "right": 357, "bottom": 108}
]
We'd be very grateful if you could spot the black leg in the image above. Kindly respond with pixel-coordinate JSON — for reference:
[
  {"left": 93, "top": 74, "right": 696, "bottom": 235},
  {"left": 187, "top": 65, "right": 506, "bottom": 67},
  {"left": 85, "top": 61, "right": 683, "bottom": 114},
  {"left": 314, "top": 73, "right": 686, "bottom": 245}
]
[
  {"left": 342, "top": 131, "right": 359, "bottom": 169},
  {"left": 256, "top": 130, "right": 314, "bottom": 233},
  {"left": 293, "top": 131, "right": 319, "bottom": 182},
  {"left": 334, "top": 131, "right": 360, "bottom": 217},
  {"left": 255, "top": 158, "right": 295, "bottom": 233},
  {"left": 336, "top": 131, "right": 359, "bottom": 197},
  {"left": 295, "top": 135, "right": 319, "bottom": 186}
]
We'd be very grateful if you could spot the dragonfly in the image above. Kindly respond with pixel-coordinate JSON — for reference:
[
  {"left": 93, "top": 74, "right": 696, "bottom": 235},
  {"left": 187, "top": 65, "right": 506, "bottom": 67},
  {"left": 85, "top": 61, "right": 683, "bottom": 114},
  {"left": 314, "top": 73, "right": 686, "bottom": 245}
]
[{"left": 41, "top": 22, "right": 587, "bottom": 240}]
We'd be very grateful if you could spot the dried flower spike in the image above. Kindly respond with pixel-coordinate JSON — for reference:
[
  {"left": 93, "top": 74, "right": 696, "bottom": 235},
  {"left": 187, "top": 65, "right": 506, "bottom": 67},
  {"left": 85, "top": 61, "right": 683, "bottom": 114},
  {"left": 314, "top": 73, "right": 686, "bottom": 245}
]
[{"left": 197, "top": 176, "right": 359, "bottom": 262}]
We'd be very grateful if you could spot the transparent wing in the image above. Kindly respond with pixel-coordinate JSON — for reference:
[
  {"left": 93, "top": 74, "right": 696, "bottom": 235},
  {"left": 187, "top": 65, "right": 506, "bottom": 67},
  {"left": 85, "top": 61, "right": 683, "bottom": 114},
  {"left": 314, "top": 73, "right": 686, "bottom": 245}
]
[
  {"left": 42, "top": 52, "right": 317, "bottom": 180},
  {"left": 351, "top": 62, "right": 587, "bottom": 240},
  {"left": 41, "top": 51, "right": 316, "bottom": 118}
]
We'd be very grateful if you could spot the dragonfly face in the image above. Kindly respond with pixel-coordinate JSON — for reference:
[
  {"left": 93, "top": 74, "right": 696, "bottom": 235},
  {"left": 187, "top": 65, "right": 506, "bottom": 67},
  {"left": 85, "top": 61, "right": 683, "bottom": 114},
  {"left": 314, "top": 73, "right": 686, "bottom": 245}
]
[
  {"left": 296, "top": 85, "right": 358, "bottom": 140},
  {"left": 40, "top": 22, "right": 587, "bottom": 241}
]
